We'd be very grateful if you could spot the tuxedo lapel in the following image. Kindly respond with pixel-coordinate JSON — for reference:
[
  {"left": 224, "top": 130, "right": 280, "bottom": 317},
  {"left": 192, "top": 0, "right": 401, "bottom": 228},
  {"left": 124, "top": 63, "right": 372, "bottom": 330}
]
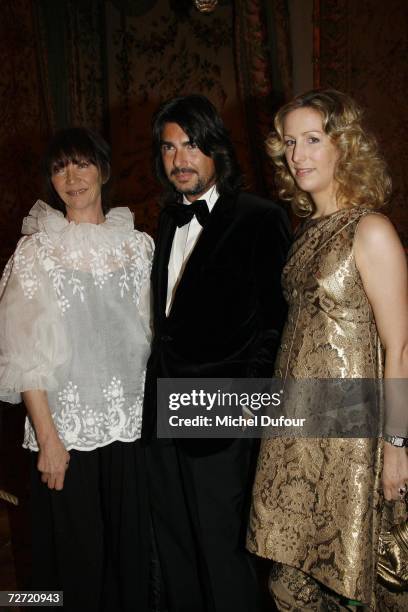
[
  {"left": 153, "top": 210, "right": 176, "bottom": 322},
  {"left": 167, "top": 193, "right": 236, "bottom": 317}
]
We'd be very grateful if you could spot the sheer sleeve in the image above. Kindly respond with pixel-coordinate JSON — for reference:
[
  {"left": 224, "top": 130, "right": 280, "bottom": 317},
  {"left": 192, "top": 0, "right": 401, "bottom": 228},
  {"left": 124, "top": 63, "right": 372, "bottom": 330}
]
[{"left": 0, "top": 236, "right": 69, "bottom": 403}]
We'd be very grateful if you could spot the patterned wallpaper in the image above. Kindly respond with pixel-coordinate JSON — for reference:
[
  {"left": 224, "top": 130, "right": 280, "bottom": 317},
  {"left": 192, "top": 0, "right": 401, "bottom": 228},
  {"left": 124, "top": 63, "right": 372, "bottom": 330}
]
[
  {"left": 0, "top": 0, "right": 254, "bottom": 265},
  {"left": 104, "top": 0, "right": 252, "bottom": 235}
]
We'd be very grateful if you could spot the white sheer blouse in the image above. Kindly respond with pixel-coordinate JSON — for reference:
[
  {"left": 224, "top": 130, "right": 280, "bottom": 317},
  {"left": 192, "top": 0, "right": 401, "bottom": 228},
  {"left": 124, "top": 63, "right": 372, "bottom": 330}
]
[{"left": 0, "top": 201, "right": 153, "bottom": 451}]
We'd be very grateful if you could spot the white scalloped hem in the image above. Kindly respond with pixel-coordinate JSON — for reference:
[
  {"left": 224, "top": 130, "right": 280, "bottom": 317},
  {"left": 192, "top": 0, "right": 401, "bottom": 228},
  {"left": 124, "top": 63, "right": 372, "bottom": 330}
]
[{"left": 23, "top": 432, "right": 143, "bottom": 453}]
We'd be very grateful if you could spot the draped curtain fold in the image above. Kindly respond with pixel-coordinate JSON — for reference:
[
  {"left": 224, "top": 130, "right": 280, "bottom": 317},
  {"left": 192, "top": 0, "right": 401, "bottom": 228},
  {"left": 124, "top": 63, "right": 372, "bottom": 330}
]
[
  {"left": 234, "top": 0, "right": 292, "bottom": 196},
  {"left": 39, "top": 0, "right": 108, "bottom": 133},
  {"left": 65, "top": 0, "right": 108, "bottom": 132},
  {"left": 0, "top": 0, "right": 53, "bottom": 268}
]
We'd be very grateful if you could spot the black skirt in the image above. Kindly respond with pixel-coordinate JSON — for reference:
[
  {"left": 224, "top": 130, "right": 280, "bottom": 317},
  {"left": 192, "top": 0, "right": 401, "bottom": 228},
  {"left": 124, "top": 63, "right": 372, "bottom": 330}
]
[{"left": 30, "top": 440, "right": 150, "bottom": 612}]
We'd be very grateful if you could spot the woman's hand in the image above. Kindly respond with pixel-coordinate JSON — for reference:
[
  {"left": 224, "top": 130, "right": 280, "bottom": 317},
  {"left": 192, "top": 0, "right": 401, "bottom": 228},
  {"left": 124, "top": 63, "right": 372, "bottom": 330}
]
[
  {"left": 21, "top": 389, "right": 70, "bottom": 491},
  {"left": 382, "top": 442, "right": 408, "bottom": 501},
  {"left": 37, "top": 432, "right": 70, "bottom": 491}
]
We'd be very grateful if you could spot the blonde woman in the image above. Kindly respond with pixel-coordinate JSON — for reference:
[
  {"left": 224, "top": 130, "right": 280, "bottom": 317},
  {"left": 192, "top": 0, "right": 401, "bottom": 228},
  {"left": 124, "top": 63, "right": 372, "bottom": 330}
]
[{"left": 247, "top": 89, "right": 408, "bottom": 610}]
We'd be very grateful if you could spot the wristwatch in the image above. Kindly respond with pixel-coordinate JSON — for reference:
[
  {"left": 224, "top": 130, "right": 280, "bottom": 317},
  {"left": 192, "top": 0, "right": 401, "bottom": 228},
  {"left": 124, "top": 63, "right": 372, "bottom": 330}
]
[{"left": 383, "top": 433, "right": 408, "bottom": 447}]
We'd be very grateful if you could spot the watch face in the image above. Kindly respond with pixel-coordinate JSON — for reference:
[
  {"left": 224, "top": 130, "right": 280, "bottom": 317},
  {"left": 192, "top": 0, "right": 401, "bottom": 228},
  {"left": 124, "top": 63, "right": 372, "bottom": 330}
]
[{"left": 384, "top": 434, "right": 408, "bottom": 447}]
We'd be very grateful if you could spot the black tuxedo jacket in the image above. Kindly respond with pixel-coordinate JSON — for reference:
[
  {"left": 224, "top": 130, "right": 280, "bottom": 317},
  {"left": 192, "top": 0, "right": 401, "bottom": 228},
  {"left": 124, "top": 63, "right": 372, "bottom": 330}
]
[{"left": 142, "top": 191, "right": 291, "bottom": 447}]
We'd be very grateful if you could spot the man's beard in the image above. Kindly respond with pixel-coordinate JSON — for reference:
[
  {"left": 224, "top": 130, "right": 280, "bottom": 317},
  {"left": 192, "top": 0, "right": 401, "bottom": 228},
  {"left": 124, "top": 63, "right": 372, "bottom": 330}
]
[
  {"left": 170, "top": 171, "right": 216, "bottom": 197},
  {"left": 179, "top": 177, "right": 208, "bottom": 196}
]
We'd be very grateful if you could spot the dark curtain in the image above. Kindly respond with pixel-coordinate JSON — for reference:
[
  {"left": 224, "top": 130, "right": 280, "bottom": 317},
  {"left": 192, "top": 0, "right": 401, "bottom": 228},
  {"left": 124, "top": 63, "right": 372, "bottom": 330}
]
[
  {"left": 315, "top": 0, "right": 408, "bottom": 247},
  {"left": 39, "top": 0, "right": 108, "bottom": 133},
  {"left": 0, "top": 0, "right": 53, "bottom": 268},
  {"left": 0, "top": 0, "right": 293, "bottom": 265},
  {"left": 234, "top": 0, "right": 292, "bottom": 196}
]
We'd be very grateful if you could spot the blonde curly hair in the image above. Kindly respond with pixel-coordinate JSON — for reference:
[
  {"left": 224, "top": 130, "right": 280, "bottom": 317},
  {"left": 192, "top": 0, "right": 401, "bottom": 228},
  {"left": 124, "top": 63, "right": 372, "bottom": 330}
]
[{"left": 266, "top": 89, "right": 392, "bottom": 217}]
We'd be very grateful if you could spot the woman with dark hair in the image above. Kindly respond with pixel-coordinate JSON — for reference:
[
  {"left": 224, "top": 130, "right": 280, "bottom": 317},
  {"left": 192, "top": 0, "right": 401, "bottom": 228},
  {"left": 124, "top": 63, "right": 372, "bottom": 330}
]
[
  {"left": 247, "top": 89, "right": 408, "bottom": 610},
  {"left": 0, "top": 128, "right": 153, "bottom": 611},
  {"left": 43, "top": 127, "right": 112, "bottom": 214}
]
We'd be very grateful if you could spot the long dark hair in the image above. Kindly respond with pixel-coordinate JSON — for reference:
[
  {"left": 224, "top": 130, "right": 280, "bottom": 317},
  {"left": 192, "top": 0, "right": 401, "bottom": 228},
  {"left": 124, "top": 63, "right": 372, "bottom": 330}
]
[
  {"left": 43, "top": 127, "right": 111, "bottom": 215},
  {"left": 152, "top": 94, "right": 242, "bottom": 203}
]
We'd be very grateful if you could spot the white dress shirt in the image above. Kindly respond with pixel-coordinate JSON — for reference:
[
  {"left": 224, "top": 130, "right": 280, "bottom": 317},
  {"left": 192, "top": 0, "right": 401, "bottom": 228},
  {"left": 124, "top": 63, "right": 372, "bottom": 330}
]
[{"left": 166, "top": 185, "right": 219, "bottom": 315}]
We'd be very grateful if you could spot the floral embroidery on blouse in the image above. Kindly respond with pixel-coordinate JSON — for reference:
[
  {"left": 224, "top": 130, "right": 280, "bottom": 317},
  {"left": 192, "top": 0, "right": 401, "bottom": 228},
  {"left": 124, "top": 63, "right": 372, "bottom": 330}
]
[
  {"left": 1, "top": 201, "right": 153, "bottom": 452},
  {"left": 13, "top": 224, "right": 150, "bottom": 314}
]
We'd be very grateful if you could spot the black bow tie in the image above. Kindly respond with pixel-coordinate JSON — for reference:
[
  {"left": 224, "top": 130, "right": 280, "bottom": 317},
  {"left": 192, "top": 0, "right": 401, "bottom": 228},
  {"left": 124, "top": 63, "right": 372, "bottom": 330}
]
[{"left": 167, "top": 200, "right": 210, "bottom": 228}]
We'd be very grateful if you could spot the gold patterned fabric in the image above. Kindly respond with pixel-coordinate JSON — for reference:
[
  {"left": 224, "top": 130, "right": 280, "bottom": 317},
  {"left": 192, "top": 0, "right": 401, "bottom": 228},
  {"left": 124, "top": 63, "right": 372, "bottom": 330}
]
[
  {"left": 247, "top": 207, "right": 407, "bottom": 607},
  {"left": 269, "top": 563, "right": 355, "bottom": 611}
]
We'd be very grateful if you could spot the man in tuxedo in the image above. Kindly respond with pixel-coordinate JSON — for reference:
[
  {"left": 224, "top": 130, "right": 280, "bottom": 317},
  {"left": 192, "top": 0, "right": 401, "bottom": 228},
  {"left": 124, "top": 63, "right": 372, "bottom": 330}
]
[{"left": 143, "top": 94, "right": 291, "bottom": 612}]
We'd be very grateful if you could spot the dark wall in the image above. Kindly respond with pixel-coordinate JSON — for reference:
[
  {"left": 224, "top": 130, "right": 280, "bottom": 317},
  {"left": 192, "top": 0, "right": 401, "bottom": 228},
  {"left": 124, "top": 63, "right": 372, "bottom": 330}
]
[{"left": 317, "top": 0, "right": 408, "bottom": 246}]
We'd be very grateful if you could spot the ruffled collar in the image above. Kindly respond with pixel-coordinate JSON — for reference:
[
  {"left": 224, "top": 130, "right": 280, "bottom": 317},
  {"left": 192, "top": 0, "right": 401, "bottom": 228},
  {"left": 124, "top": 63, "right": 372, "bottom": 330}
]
[{"left": 22, "top": 200, "right": 135, "bottom": 249}]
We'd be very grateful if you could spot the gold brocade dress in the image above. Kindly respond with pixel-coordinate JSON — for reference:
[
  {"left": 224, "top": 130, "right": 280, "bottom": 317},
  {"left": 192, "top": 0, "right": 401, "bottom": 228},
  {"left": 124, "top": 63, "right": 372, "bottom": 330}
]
[{"left": 247, "top": 207, "right": 406, "bottom": 608}]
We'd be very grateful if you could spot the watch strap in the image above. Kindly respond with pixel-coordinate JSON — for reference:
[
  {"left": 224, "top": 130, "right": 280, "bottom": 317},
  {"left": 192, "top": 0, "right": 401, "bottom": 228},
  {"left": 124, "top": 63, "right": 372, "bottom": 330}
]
[{"left": 383, "top": 433, "right": 408, "bottom": 447}]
